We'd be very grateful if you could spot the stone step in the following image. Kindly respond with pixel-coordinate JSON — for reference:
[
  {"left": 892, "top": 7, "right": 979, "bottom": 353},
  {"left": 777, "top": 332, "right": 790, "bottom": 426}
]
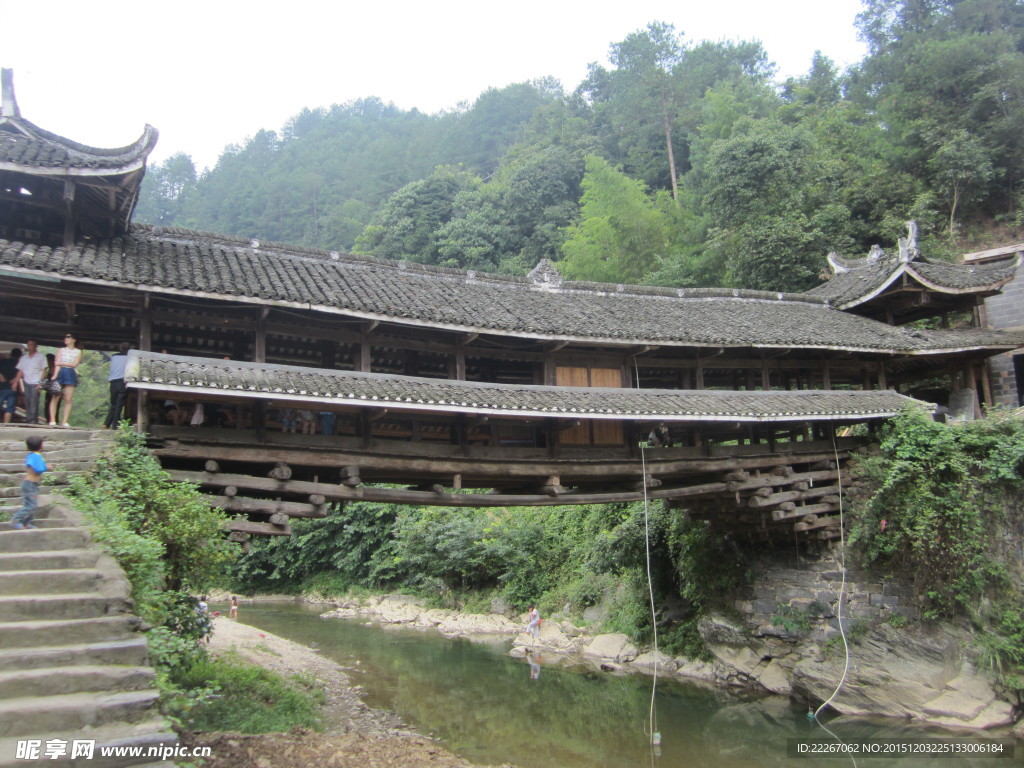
[
  {"left": 0, "top": 461, "right": 94, "bottom": 474},
  {"left": 0, "top": 593, "right": 128, "bottom": 622},
  {"left": 0, "top": 688, "right": 162, "bottom": 738},
  {"left": 0, "top": 637, "right": 149, "bottom": 672},
  {"left": 0, "top": 549, "right": 101, "bottom": 572},
  {"left": 0, "top": 665, "right": 155, "bottom": 699},
  {"left": 0, "top": 518, "right": 69, "bottom": 531},
  {"left": 0, "top": 444, "right": 110, "bottom": 461},
  {"left": 0, "top": 427, "right": 114, "bottom": 443},
  {"left": 0, "top": 718, "right": 176, "bottom": 768},
  {"left": 0, "top": 616, "right": 141, "bottom": 650},
  {"left": 0, "top": 569, "right": 104, "bottom": 595},
  {"left": 0, "top": 528, "right": 90, "bottom": 554}
]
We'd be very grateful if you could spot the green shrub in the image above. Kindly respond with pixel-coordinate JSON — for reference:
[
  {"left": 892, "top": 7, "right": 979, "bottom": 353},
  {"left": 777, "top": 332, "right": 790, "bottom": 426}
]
[
  {"left": 848, "top": 408, "right": 1023, "bottom": 618},
  {"left": 167, "top": 652, "right": 323, "bottom": 733},
  {"left": 70, "top": 425, "right": 237, "bottom": 594}
]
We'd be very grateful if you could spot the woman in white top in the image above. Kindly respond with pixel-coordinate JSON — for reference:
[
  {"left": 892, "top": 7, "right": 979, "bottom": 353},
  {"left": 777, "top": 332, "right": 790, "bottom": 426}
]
[{"left": 49, "top": 332, "right": 82, "bottom": 427}]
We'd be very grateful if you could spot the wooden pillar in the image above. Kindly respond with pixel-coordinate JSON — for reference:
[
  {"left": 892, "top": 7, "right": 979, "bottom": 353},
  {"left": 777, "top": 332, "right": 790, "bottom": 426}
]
[
  {"left": 822, "top": 359, "right": 831, "bottom": 390},
  {"left": 455, "top": 341, "right": 467, "bottom": 381},
  {"left": 62, "top": 180, "right": 76, "bottom": 248},
  {"left": 135, "top": 390, "right": 149, "bottom": 434},
  {"left": 695, "top": 357, "right": 705, "bottom": 389},
  {"left": 878, "top": 363, "right": 888, "bottom": 390},
  {"left": 981, "top": 359, "right": 995, "bottom": 407},
  {"left": 761, "top": 354, "right": 771, "bottom": 390},
  {"left": 253, "top": 308, "right": 268, "bottom": 364},
  {"left": 139, "top": 298, "right": 152, "bottom": 352},
  {"left": 359, "top": 331, "right": 372, "bottom": 372}
]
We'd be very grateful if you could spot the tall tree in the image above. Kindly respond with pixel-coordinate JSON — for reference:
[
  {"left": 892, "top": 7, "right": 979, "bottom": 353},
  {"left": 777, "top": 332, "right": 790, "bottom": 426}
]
[{"left": 559, "top": 156, "right": 669, "bottom": 283}]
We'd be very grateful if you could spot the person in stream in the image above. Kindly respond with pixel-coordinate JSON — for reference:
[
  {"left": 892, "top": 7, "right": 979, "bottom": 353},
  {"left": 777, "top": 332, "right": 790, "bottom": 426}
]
[
  {"left": 526, "top": 606, "right": 541, "bottom": 641},
  {"left": 10, "top": 435, "right": 47, "bottom": 529}
]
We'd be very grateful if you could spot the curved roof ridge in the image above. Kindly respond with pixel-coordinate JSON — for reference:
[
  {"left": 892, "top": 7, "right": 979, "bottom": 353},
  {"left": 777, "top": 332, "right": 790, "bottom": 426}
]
[
  {"left": 7, "top": 116, "right": 159, "bottom": 162},
  {"left": 127, "top": 224, "right": 826, "bottom": 304}
]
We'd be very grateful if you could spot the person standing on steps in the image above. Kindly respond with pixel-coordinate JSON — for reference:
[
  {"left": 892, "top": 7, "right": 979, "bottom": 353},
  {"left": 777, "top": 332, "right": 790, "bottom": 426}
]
[
  {"left": 12, "top": 340, "right": 47, "bottom": 425},
  {"left": 49, "top": 333, "right": 82, "bottom": 428},
  {"left": 103, "top": 342, "right": 131, "bottom": 429},
  {"left": 0, "top": 348, "right": 18, "bottom": 425},
  {"left": 10, "top": 435, "right": 47, "bottom": 529}
]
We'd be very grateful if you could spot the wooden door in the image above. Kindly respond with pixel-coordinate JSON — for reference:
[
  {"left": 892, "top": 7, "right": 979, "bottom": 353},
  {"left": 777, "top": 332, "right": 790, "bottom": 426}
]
[{"left": 555, "top": 365, "right": 624, "bottom": 446}]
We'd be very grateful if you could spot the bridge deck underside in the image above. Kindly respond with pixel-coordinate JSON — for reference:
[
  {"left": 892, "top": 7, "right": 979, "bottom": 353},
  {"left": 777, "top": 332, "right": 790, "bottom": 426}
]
[{"left": 148, "top": 426, "right": 859, "bottom": 545}]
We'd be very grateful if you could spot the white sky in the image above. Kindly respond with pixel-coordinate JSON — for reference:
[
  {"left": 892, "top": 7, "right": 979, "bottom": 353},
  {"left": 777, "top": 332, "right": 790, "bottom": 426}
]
[{"left": 4, "top": 0, "right": 867, "bottom": 172}]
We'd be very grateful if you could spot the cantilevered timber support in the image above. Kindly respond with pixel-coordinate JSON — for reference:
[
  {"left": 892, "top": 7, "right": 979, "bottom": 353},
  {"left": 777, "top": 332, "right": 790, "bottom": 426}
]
[
  {"left": 224, "top": 519, "right": 291, "bottom": 536},
  {"left": 770, "top": 502, "right": 840, "bottom": 522},
  {"left": 341, "top": 465, "right": 361, "bottom": 488},
  {"left": 748, "top": 485, "right": 841, "bottom": 508},
  {"left": 168, "top": 469, "right": 357, "bottom": 500},
  {"left": 211, "top": 496, "right": 326, "bottom": 519},
  {"left": 268, "top": 463, "right": 292, "bottom": 481}
]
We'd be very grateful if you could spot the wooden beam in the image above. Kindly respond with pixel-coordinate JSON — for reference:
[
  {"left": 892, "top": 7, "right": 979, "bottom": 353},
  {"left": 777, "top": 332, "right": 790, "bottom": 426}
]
[
  {"left": 152, "top": 439, "right": 853, "bottom": 481},
  {"left": 210, "top": 496, "right": 327, "bottom": 518},
  {"left": 224, "top": 519, "right": 291, "bottom": 536},
  {"left": 748, "top": 485, "right": 841, "bottom": 508},
  {"left": 168, "top": 469, "right": 358, "bottom": 500}
]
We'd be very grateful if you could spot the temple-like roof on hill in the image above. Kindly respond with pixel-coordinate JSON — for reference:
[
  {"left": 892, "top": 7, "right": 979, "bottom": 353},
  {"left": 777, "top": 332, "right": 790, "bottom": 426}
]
[
  {"left": 806, "top": 232, "right": 1020, "bottom": 311},
  {"left": 126, "top": 351, "right": 933, "bottom": 423},
  {"left": 3, "top": 225, "right": 1023, "bottom": 356}
]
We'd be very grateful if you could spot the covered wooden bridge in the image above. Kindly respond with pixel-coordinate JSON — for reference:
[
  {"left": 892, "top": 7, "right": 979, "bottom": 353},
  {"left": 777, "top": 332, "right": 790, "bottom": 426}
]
[{"left": 2, "top": 68, "right": 1023, "bottom": 548}]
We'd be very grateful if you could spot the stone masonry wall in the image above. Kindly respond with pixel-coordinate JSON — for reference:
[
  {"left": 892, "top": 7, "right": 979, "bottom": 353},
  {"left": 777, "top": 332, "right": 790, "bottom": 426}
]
[
  {"left": 983, "top": 262, "right": 1024, "bottom": 406},
  {"left": 733, "top": 554, "right": 920, "bottom": 643}
]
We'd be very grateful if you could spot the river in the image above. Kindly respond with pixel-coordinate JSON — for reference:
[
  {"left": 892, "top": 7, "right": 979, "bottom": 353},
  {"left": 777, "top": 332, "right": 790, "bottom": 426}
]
[{"left": 225, "top": 602, "right": 1016, "bottom": 768}]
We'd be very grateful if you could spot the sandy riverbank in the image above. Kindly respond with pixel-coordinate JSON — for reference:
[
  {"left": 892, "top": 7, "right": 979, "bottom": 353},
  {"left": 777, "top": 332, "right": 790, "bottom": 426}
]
[{"left": 180, "top": 616, "right": 515, "bottom": 768}]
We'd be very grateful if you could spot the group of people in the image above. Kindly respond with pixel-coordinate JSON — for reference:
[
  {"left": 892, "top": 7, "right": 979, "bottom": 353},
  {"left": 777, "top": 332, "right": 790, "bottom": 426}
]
[
  {"left": 0, "top": 334, "right": 84, "bottom": 427},
  {"left": 0, "top": 335, "right": 134, "bottom": 430},
  {"left": 278, "top": 408, "right": 336, "bottom": 435},
  {"left": 162, "top": 399, "right": 237, "bottom": 429}
]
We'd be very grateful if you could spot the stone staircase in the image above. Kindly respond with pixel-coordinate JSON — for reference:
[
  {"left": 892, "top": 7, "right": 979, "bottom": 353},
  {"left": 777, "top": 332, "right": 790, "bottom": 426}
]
[{"left": 0, "top": 428, "right": 176, "bottom": 767}]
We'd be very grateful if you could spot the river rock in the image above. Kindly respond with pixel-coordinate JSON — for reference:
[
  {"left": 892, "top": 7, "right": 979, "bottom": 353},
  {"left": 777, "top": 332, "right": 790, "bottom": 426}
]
[
  {"left": 583, "top": 633, "right": 638, "bottom": 662},
  {"left": 791, "top": 623, "right": 1013, "bottom": 728},
  {"left": 436, "top": 612, "right": 518, "bottom": 637},
  {"left": 675, "top": 657, "right": 718, "bottom": 684},
  {"left": 374, "top": 596, "right": 423, "bottom": 623},
  {"left": 511, "top": 619, "right": 581, "bottom": 653},
  {"left": 630, "top": 650, "right": 676, "bottom": 673}
]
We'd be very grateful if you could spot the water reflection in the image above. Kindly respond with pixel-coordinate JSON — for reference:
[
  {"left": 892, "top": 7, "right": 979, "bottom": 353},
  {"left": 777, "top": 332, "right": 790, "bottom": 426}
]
[{"left": 229, "top": 603, "right": 1016, "bottom": 768}]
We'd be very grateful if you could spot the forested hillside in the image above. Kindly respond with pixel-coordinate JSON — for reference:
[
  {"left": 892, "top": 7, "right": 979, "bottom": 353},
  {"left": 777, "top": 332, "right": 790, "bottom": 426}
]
[{"left": 135, "top": 0, "right": 1024, "bottom": 292}]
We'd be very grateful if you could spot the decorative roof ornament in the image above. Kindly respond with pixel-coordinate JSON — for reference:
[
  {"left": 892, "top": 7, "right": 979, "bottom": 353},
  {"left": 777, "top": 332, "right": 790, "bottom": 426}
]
[
  {"left": 1, "top": 68, "right": 21, "bottom": 121},
  {"left": 528, "top": 258, "right": 563, "bottom": 289},
  {"left": 898, "top": 221, "right": 919, "bottom": 263}
]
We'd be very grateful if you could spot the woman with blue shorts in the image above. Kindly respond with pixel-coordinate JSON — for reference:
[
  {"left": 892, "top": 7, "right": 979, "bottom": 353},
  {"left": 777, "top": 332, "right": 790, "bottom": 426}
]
[{"left": 49, "top": 333, "right": 82, "bottom": 427}]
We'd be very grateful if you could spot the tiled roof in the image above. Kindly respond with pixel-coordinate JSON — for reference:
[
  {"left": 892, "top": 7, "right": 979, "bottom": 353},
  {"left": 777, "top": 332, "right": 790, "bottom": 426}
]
[
  {"left": 2, "top": 227, "right": 1022, "bottom": 354},
  {"left": 0, "top": 117, "right": 158, "bottom": 174},
  {"left": 125, "top": 351, "right": 932, "bottom": 423},
  {"left": 806, "top": 250, "right": 1019, "bottom": 307}
]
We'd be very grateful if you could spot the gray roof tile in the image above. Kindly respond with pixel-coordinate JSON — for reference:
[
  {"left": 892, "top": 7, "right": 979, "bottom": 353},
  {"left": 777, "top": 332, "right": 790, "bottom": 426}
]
[
  {"left": 126, "top": 351, "right": 931, "bottom": 422},
  {"left": 1, "top": 227, "right": 1022, "bottom": 354}
]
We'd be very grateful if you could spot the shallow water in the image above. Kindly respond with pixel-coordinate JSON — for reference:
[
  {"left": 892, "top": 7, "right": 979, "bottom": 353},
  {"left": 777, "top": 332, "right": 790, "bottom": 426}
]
[{"left": 223, "top": 602, "right": 1017, "bottom": 767}]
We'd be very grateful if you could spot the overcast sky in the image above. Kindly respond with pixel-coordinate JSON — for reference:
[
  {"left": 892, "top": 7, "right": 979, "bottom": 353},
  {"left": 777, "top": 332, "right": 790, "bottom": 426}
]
[{"left": 4, "top": 0, "right": 867, "bottom": 171}]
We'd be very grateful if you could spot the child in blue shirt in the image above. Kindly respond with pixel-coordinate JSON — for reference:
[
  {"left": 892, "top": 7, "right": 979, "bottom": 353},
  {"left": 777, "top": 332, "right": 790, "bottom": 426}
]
[{"left": 11, "top": 435, "right": 47, "bottom": 529}]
